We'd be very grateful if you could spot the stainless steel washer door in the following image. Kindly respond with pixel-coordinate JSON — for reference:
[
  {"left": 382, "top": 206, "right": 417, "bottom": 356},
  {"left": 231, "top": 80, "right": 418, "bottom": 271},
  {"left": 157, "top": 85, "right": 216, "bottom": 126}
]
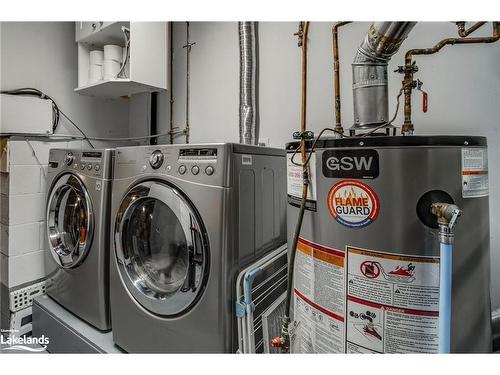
[
  {"left": 47, "top": 173, "right": 94, "bottom": 269},
  {"left": 114, "top": 180, "right": 210, "bottom": 317}
]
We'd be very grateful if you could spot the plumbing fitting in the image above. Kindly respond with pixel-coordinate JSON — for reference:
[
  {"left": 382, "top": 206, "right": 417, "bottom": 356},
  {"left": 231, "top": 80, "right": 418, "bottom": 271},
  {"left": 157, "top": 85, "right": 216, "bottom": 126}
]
[
  {"left": 456, "top": 21, "right": 487, "bottom": 37},
  {"left": 400, "top": 22, "right": 500, "bottom": 136},
  {"left": 331, "top": 22, "right": 352, "bottom": 137},
  {"left": 431, "top": 203, "right": 462, "bottom": 244}
]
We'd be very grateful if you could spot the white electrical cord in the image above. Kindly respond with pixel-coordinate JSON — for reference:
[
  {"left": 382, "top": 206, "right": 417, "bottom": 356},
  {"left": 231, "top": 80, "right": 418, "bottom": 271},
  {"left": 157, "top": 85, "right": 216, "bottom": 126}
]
[{"left": 117, "top": 26, "right": 130, "bottom": 79}]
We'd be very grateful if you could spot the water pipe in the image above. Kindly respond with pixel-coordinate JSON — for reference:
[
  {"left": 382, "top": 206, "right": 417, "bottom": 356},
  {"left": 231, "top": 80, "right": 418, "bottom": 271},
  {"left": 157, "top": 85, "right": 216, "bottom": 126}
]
[{"left": 431, "top": 202, "right": 462, "bottom": 354}]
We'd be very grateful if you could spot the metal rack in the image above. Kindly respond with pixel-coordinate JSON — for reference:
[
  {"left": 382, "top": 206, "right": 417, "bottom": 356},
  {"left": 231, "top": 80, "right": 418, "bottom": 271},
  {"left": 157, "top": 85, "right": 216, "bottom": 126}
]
[{"left": 235, "top": 244, "right": 288, "bottom": 353}]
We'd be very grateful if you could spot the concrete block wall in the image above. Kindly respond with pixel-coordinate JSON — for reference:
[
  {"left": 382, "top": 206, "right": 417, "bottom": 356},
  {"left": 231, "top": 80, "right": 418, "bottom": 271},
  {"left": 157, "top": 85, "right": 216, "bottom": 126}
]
[{"left": 0, "top": 139, "right": 79, "bottom": 289}]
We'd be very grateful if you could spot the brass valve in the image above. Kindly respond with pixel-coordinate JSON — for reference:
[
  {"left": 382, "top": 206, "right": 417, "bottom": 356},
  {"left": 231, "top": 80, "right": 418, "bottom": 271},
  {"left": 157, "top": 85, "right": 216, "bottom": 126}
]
[
  {"left": 431, "top": 203, "right": 462, "bottom": 227},
  {"left": 431, "top": 203, "right": 462, "bottom": 244}
]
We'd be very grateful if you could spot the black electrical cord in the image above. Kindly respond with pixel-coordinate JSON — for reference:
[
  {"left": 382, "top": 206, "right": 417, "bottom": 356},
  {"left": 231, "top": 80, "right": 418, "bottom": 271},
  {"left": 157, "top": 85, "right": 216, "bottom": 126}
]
[
  {"left": 58, "top": 109, "right": 95, "bottom": 149},
  {"left": 1, "top": 87, "right": 94, "bottom": 148},
  {"left": 290, "top": 127, "right": 346, "bottom": 167}
]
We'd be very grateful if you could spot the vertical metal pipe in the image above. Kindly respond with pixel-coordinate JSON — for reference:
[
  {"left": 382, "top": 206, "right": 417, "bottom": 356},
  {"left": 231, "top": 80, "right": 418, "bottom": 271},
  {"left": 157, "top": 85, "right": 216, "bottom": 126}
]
[
  {"left": 184, "top": 21, "right": 193, "bottom": 144},
  {"left": 239, "top": 22, "right": 258, "bottom": 145},
  {"left": 275, "top": 21, "right": 310, "bottom": 354},
  {"left": 332, "top": 22, "right": 351, "bottom": 135},
  {"left": 169, "top": 22, "right": 174, "bottom": 144}
]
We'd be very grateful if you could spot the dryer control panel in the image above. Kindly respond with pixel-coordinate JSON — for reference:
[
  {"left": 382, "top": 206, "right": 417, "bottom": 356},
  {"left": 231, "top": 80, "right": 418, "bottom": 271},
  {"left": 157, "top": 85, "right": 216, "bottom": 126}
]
[{"left": 135, "top": 145, "right": 226, "bottom": 187}]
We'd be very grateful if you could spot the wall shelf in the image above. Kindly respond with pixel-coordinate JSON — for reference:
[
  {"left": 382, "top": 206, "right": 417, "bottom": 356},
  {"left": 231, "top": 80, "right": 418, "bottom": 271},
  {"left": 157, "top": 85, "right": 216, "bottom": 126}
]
[
  {"left": 75, "top": 22, "right": 169, "bottom": 98},
  {"left": 74, "top": 78, "right": 162, "bottom": 98}
]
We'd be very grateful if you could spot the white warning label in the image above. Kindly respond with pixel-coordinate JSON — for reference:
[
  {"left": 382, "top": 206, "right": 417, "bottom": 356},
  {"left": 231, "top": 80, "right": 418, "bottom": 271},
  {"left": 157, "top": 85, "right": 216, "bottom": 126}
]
[
  {"left": 292, "top": 238, "right": 345, "bottom": 353},
  {"left": 461, "top": 148, "right": 488, "bottom": 198},
  {"left": 286, "top": 153, "right": 317, "bottom": 202},
  {"left": 346, "top": 246, "right": 440, "bottom": 354}
]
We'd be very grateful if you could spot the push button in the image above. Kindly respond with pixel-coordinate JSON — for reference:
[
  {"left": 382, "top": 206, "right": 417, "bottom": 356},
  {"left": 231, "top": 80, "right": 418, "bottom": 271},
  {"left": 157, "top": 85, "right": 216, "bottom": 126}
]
[
  {"left": 205, "top": 166, "right": 215, "bottom": 175},
  {"left": 80, "top": 164, "right": 86, "bottom": 170},
  {"left": 94, "top": 164, "right": 100, "bottom": 171},
  {"left": 191, "top": 165, "right": 200, "bottom": 175},
  {"left": 87, "top": 163, "right": 93, "bottom": 170},
  {"left": 178, "top": 165, "right": 187, "bottom": 175}
]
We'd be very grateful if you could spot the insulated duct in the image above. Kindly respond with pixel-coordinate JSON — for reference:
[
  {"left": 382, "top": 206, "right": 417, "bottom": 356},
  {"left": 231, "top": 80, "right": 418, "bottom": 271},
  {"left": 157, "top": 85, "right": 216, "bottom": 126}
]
[
  {"left": 352, "top": 22, "right": 416, "bottom": 131},
  {"left": 239, "top": 22, "right": 258, "bottom": 145}
]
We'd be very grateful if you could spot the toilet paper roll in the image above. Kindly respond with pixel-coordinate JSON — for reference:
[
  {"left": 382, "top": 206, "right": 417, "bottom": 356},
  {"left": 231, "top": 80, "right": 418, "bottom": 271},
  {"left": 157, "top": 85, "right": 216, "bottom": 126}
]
[
  {"left": 104, "top": 45, "right": 123, "bottom": 63},
  {"left": 88, "top": 64, "right": 103, "bottom": 84},
  {"left": 103, "top": 59, "right": 121, "bottom": 80},
  {"left": 89, "top": 50, "right": 104, "bottom": 66}
]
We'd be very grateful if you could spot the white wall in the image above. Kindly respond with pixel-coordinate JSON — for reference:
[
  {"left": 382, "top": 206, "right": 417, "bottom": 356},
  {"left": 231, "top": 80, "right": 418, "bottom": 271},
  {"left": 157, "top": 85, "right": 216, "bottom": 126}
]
[
  {"left": 165, "top": 21, "right": 500, "bottom": 309},
  {"left": 0, "top": 22, "right": 131, "bottom": 293},
  {"left": 0, "top": 22, "right": 130, "bottom": 146}
]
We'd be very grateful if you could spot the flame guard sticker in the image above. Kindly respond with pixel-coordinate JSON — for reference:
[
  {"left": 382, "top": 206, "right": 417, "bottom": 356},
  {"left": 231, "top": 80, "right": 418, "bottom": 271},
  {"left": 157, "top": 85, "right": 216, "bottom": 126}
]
[{"left": 327, "top": 180, "right": 380, "bottom": 228}]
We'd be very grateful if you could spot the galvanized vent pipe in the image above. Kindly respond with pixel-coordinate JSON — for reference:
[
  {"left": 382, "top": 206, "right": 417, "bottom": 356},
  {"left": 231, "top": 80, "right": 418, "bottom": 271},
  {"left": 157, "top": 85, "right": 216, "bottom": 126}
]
[
  {"left": 239, "top": 22, "right": 258, "bottom": 145},
  {"left": 351, "top": 22, "right": 416, "bottom": 132}
]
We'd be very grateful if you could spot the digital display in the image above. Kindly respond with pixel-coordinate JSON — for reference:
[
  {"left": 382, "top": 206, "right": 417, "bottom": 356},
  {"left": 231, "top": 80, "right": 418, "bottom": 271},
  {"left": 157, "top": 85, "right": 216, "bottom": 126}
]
[
  {"left": 179, "top": 148, "right": 217, "bottom": 157},
  {"left": 82, "top": 151, "right": 102, "bottom": 158}
]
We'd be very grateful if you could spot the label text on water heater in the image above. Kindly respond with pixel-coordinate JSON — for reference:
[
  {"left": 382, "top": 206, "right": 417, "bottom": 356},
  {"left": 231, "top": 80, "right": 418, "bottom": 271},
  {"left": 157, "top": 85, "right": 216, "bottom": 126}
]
[{"left": 322, "top": 149, "right": 379, "bottom": 179}]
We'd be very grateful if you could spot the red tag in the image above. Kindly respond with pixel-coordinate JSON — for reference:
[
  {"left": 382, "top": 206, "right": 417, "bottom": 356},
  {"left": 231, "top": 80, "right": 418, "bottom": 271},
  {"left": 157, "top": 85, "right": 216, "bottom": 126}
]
[{"left": 422, "top": 91, "right": 428, "bottom": 113}]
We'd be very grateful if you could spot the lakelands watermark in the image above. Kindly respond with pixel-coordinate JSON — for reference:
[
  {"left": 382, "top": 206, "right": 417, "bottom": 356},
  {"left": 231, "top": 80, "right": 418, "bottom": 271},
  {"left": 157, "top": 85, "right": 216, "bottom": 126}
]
[{"left": 1, "top": 330, "right": 49, "bottom": 352}]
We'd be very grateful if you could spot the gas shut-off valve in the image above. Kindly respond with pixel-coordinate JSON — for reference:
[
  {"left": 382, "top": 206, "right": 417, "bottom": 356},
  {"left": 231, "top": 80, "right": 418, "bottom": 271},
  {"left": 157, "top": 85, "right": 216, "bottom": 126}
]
[{"left": 395, "top": 62, "right": 428, "bottom": 114}]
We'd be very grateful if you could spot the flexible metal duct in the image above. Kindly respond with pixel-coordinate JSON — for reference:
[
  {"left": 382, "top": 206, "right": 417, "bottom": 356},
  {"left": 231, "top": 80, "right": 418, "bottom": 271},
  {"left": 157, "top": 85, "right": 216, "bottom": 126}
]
[
  {"left": 239, "top": 22, "right": 258, "bottom": 145},
  {"left": 352, "top": 22, "right": 416, "bottom": 131}
]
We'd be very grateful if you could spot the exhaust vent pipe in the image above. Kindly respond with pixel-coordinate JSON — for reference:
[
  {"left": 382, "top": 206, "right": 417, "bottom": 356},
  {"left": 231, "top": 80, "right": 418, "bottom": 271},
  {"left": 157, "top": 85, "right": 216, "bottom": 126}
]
[
  {"left": 239, "top": 22, "right": 258, "bottom": 145},
  {"left": 352, "top": 22, "right": 416, "bottom": 132}
]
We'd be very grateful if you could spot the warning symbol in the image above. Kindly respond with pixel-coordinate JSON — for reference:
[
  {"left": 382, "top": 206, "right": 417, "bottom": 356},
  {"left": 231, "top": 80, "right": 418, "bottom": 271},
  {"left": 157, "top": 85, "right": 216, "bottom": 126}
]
[
  {"left": 360, "top": 261, "right": 380, "bottom": 279},
  {"left": 395, "top": 289, "right": 400, "bottom": 294}
]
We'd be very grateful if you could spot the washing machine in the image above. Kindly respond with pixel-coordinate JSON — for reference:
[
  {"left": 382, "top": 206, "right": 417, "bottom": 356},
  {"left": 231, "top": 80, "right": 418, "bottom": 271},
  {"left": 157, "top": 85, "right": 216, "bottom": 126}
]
[
  {"left": 44, "top": 148, "right": 114, "bottom": 331},
  {"left": 110, "top": 143, "right": 286, "bottom": 353}
]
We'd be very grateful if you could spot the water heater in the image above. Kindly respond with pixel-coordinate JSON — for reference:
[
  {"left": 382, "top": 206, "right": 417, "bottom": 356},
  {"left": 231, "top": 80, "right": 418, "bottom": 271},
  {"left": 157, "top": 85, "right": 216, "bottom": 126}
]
[{"left": 286, "top": 135, "right": 491, "bottom": 353}]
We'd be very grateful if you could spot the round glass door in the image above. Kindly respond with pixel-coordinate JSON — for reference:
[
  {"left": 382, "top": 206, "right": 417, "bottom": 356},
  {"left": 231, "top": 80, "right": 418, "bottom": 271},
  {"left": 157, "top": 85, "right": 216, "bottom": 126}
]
[
  {"left": 46, "top": 173, "right": 94, "bottom": 268},
  {"left": 114, "top": 180, "right": 210, "bottom": 317}
]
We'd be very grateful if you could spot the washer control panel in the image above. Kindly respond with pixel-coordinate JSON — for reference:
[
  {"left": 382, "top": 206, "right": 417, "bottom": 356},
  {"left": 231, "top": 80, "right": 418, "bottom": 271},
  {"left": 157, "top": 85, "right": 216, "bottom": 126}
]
[{"left": 49, "top": 150, "right": 104, "bottom": 178}]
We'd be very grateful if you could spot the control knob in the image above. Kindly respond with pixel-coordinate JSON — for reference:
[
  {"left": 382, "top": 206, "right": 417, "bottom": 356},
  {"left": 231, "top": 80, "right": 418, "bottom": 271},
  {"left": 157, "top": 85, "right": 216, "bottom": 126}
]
[
  {"left": 64, "top": 152, "right": 74, "bottom": 166},
  {"left": 149, "top": 150, "right": 164, "bottom": 169}
]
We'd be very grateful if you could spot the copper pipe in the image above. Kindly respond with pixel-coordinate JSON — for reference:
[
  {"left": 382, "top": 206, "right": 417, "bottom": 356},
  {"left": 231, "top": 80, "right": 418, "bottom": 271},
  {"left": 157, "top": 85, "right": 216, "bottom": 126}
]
[
  {"left": 332, "top": 21, "right": 352, "bottom": 136},
  {"left": 300, "top": 21, "right": 310, "bottom": 164},
  {"left": 279, "top": 21, "right": 311, "bottom": 354},
  {"left": 402, "top": 22, "right": 500, "bottom": 135},
  {"left": 456, "top": 21, "right": 487, "bottom": 37}
]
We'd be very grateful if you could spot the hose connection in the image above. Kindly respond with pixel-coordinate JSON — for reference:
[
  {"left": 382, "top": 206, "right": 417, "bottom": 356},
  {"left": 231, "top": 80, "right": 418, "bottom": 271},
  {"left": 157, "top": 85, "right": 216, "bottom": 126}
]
[{"left": 431, "top": 203, "right": 462, "bottom": 244}]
